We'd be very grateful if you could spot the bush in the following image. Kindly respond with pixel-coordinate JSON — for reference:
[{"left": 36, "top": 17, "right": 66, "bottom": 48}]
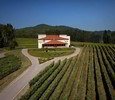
[
  {"left": 20, "top": 60, "right": 60, "bottom": 100},
  {"left": 29, "top": 62, "right": 54, "bottom": 86},
  {"left": 0, "top": 55, "right": 21, "bottom": 79}
]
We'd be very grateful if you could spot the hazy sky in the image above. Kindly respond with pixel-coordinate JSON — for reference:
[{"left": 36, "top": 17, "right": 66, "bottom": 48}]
[{"left": 0, "top": 0, "right": 115, "bottom": 31}]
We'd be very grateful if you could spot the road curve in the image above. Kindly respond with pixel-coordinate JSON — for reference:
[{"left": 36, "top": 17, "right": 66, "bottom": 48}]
[{"left": 0, "top": 47, "right": 80, "bottom": 100}]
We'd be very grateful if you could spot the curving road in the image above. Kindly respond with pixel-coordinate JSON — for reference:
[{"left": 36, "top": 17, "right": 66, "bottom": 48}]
[{"left": 0, "top": 47, "right": 80, "bottom": 100}]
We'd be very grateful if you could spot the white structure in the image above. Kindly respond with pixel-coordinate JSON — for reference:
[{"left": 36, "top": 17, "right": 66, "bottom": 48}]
[{"left": 38, "top": 34, "right": 70, "bottom": 48}]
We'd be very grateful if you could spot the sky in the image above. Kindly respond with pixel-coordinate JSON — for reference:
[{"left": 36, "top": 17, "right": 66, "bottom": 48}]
[{"left": 0, "top": 0, "right": 115, "bottom": 31}]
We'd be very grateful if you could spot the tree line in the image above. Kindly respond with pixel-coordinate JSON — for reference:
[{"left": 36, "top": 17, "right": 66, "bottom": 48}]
[
  {"left": 15, "top": 24, "right": 115, "bottom": 44},
  {"left": 1, "top": 24, "right": 115, "bottom": 46},
  {"left": 0, "top": 24, "right": 17, "bottom": 49}
]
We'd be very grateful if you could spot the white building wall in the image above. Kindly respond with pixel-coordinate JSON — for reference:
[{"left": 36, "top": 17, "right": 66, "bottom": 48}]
[
  {"left": 67, "top": 36, "right": 70, "bottom": 47},
  {"left": 59, "top": 35, "right": 70, "bottom": 47},
  {"left": 38, "top": 34, "right": 46, "bottom": 48},
  {"left": 38, "top": 34, "right": 70, "bottom": 48}
]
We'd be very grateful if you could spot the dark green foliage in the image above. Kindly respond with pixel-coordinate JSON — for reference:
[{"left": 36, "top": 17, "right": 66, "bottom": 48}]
[
  {"left": 14, "top": 24, "right": 106, "bottom": 43},
  {"left": 96, "top": 46, "right": 114, "bottom": 99},
  {"left": 86, "top": 46, "right": 96, "bottom": 100},
  {"left": 29, "top": 62, "right": 54, "bottom": 86},
  {"left": 20, "top": 60, "right": 61, "bottom": 100},
  {"left": 103, "top": 30, "right": 111, "bottom": 43},
  {"left": 111, "top": 32, "right": 115, "bottom": 44},
  {"left": 102, "top": 46, "right": 115, "bottom": 72},
  {"left": 29, "top": 59, "right": 68, "bottom": 100},
  {"left": 49, "top": 58, "right": 73, "bottom": 100},
  {"left": 20, "top": 45, "right": 115, "bottom": 100},
  {"left": 15, "top": 24, "right": 115, "bottom": 44},
  {"left": 93, "top": 46, "right": 107, "bottom": 100},
  {"left": 74, "top": 46, "right": 90, "bottom": 100},
  {"left": 0, "top": 24, "right": 17, "bottom": 49},
  {"left": 58, "top": 56, "right": 78, "bottom": 100},
  {"left": 39, "top": 59, "right": 69, "bottom": 100},
  {"left": 0, "top": 55, "right": 21, "bottom": 79},
  {"left": 99, "top": 46, "right": 115, "bottom": 88}
]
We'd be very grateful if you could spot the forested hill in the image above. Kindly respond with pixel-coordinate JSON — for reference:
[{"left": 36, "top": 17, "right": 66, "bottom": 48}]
[
  {"left": 15, "top": 24, "right": 82, "bottom": 38},
  {"left": 15, "top": 24, "right": 115, "bottom": 43}
]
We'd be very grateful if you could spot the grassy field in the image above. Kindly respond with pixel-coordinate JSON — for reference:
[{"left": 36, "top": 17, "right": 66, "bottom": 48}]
[
  {"left": 28, "top": 48, "right": 75, "bottom": 63},
  {"left": 20, "top": 44, "right": 115, "bottom": 100},
  {"left": 16, "top": 38, "right": 38, "bottom": 48},
  {"left": 0, "top": 49, "right": 31, "bottom": 92},
  {"left": 0, "top": 38, "right": 35, "bottom": 91},
  {"left": 16, "top": 38, "right": 115, "bottom": 48}
]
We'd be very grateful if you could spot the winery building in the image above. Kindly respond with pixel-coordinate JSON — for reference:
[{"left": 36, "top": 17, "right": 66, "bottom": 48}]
[{"left": 38, "top": 34, "right": 70, "bottom": 48}]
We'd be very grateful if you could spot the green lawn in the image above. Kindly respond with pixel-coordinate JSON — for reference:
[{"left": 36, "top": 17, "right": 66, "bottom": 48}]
[
  {"left": 16, "top": 38, "right": 38, "bottom": 48},
  {"left": 28, "top": 48, "right": 75, "bottom": 63}
]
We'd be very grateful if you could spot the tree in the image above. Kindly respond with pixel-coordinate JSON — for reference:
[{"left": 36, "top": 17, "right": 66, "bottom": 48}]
[
  {"left": 103, "top": 30, "right": 111, "bottom": 43},
  {"left": 0, "top": 24, "right": 17, "bottom": 49},
  {"left": 0, "top": 31, "right": 4, "bottom": 48},
  {"left": 111, "top": 32, "right": 115, "bottom": 44}
]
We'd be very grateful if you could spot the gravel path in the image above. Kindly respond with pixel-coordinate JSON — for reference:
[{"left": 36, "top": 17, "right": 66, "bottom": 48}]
[
  {"left": 0, "top": 52, "right": 5, "bottom": 58},
  {"left": 0, "top": 47, "right": 80, "bottom": 100}
]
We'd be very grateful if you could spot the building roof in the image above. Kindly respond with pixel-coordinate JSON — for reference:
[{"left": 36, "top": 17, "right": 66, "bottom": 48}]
[
  {"left": 44, "top": 40, "right": 66, "bottom": 45},
  {"left": 39, "top": 35, "right": 68, "bottom": 40}
]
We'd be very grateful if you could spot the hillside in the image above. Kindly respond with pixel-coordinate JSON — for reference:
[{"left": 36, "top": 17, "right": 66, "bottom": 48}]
[
  {"left": 15, "top": 24, "right": 81, "bottom": 36},
  {"left": 15, "top": 24, "right": 115, "bottom": 43},
  {"left": 15, "top": 24, "right": 90, "bottom": 41}
]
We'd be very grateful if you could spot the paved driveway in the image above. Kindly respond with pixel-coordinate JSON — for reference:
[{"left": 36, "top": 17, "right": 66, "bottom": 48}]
[{"left": 0, "top": 47, "right": 80, "bottom": 100}]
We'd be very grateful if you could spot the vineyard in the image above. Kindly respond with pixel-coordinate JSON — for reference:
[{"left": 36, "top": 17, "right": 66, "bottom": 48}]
[
  {"left": 0, "top": 55, "right": 21, "bottom": 79},
  {"left": 20, "top": 45, "right": 115, "bottom": 100}
]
